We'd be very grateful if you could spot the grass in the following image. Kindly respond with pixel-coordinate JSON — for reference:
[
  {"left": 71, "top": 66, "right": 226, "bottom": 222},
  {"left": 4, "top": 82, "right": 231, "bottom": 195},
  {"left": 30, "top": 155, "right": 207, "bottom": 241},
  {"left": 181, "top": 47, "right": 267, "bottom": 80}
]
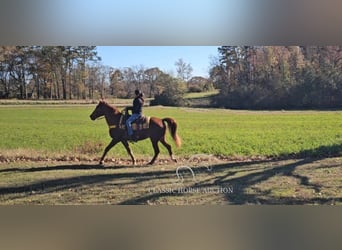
[
  {"left": 0, "top": 104, "right": 341, "bottom": 204},
  {"left": 0, "top": 105, "right": 341, "bottom": 161},
  {"left": 0, "top": 97, "right": 153, "bottom": 106},
  {"left": 0, "top": 156, "right": 340, "bottom": 204},
  {"left": 184, "top": 89, "right": 219, "bottom": 99}
]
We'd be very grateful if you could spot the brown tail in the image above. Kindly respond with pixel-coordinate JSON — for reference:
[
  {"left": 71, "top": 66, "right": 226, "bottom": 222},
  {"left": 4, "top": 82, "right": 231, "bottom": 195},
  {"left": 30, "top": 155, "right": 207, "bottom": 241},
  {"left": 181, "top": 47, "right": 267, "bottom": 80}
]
[{"left": 162, "top": 118, "right": 182, "bottom": 147}]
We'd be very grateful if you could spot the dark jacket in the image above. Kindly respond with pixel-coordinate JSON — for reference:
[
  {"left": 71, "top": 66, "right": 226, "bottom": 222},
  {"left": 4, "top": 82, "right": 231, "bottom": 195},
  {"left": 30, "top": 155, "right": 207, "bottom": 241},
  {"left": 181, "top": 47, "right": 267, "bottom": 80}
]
[{"left": 132, "top": 96, "right": 144, "bottom": 114}]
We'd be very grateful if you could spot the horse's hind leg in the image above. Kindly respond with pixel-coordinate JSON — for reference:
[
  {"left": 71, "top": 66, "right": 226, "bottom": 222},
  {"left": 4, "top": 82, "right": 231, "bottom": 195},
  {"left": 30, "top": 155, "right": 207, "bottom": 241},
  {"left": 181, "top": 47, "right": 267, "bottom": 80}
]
[
  {"left": 148, "top": 139, "right": 160, "bottom": 165},
  {"left": 99, "top": 139, "right": 119, "bottom": 165},
  {"left": 121, "top": 140, "right": 136, "bottom": 165},
  {"left": 160, "top": 137, "right": 177, "bottom": 163}
]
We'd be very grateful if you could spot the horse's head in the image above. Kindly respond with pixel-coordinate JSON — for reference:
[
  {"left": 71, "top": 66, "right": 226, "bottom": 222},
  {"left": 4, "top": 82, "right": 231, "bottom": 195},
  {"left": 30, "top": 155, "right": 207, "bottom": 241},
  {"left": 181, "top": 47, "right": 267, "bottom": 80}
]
[{"left": 90, "top": 100, "right": 107, "bottom": 120}]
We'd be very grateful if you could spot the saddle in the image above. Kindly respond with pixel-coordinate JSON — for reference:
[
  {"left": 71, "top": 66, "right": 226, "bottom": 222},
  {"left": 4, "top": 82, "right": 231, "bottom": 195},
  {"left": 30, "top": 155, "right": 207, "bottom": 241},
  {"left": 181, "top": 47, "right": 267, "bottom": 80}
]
[{"left": 119, "top": 109, "right": 150, "bottom": 131}]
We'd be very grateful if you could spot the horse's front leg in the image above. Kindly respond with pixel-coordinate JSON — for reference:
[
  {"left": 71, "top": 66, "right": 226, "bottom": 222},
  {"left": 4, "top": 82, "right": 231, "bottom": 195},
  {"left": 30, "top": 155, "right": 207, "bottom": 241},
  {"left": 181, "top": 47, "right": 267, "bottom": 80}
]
[
  {"left": 121, "top": 140, "right": 136, "bottom": 165},
  {"left": 99, "top": 139, "right": 119, "bottom": 165}
]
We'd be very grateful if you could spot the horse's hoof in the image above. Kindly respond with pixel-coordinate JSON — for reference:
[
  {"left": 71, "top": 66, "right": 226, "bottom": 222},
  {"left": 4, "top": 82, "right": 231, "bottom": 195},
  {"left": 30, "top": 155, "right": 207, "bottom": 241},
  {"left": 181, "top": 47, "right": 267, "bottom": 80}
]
[{"left": 99, "top": 161, "right": 104, "bottom": 166}]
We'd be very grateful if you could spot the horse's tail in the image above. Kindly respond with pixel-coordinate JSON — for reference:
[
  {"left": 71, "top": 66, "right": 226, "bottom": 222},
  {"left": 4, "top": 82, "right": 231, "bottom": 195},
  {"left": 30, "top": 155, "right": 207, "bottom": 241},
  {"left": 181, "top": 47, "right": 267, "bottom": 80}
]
[{"left": 162, "top": 118, "right": 182, "bottom": 148}]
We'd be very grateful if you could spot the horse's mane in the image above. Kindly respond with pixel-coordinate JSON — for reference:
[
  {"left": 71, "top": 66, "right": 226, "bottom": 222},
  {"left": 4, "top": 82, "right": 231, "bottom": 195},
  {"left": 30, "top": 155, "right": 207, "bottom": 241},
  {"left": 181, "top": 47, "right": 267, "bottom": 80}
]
[{"left": 99, "top": 100, "right": 121, "bottom": 114}]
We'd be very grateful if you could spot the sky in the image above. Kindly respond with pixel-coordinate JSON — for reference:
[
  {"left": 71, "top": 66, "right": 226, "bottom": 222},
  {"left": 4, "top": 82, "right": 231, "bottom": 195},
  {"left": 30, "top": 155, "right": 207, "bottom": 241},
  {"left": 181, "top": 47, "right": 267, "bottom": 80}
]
[{"left": 95, "top": 46, "right": 219, "bottom": 78}]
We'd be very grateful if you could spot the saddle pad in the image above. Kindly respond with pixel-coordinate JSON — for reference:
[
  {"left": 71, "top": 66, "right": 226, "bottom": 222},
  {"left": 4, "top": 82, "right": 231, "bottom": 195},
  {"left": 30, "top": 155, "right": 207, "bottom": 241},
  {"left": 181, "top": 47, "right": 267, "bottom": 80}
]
[
  {"left": 132, "top": 116, "right": 150, "bottom": 130},
  {"left": 119, "top": 116, "right": 150, "bottom": 130}
]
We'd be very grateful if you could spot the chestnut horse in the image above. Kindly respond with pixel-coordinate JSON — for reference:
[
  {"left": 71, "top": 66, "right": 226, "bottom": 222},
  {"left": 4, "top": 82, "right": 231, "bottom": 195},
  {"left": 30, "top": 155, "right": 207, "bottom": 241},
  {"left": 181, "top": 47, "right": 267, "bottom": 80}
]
[{"left": 89, "top": 100, "right": 181, "bottom": 165}]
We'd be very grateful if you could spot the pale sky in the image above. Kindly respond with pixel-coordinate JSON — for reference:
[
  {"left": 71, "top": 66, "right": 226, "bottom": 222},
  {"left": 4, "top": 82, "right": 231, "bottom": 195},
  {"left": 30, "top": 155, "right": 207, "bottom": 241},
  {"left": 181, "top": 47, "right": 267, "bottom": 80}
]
[{"left": 96, "top": 46, "right": 219, "bottom": 77}]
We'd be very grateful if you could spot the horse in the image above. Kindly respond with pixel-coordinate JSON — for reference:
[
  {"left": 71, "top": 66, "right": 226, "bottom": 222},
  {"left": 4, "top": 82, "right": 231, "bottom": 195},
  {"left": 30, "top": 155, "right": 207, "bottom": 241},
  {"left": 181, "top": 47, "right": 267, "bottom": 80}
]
[{"left": 89, "top": 100, "right": 181, "bottom": 165}]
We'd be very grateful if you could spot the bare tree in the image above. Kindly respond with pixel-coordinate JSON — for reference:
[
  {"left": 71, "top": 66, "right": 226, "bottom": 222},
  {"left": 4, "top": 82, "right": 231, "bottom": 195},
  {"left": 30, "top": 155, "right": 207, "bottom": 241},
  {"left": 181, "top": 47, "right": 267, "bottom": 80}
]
[{"left": 175, "top": 58, "right": 193, "bottom": 82}]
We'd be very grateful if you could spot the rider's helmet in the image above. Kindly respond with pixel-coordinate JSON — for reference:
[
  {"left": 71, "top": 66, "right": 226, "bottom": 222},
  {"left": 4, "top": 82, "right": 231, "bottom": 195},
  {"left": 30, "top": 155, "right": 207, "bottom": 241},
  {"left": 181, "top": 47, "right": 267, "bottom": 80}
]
[{"left": 135, "top": 89, "right": 141, "bottom": 96}]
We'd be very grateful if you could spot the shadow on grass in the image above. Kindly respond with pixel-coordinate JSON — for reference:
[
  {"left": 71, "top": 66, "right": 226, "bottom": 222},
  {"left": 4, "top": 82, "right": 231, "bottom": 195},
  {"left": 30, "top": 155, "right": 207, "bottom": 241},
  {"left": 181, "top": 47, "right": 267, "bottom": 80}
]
[
  {"left": 0, "top": 160, "right": 269, "bottom": 202},
  {"left": 280, "top": 143, "right": 342, "bottom": 159},
  {"left": 120, "top": 144, "right": 342, "bottom": 205},
  {"left": 0, "top": 144, "right": 341, "bottom": 204},
  {"left": 121, "top": 157, "right": 341, "bottom": 205},
  {"left": 211, "top": 158, "right": 325, "bottom": 204},
  {"left": 222, "top": 143, "right": 341, "bottom": 204},
  {"left": 0, "top": 165, "right": 174, "bottom": 197},
  {"left": 0, "top": 164, "right": 127, "bottom": 173}
]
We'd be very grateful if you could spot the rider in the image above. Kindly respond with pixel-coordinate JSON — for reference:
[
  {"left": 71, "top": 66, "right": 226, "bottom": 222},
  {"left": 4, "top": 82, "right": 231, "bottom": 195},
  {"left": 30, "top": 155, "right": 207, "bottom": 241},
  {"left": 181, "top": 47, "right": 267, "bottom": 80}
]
[{"left": 126, "top": 89, "right": 144, "bottom": 141}]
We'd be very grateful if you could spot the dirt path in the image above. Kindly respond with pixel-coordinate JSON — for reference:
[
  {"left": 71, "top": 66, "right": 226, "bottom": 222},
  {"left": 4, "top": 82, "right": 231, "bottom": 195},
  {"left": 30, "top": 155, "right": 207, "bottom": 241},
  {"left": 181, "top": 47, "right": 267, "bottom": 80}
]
[{"left": 0, "top": 156, "right": 341, "bottom": 205}]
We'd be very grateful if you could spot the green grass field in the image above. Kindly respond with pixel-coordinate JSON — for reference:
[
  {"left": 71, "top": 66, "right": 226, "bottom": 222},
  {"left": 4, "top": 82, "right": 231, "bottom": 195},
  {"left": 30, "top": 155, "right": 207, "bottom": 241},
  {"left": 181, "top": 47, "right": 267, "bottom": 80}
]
[
  {"left": 184, "top": 89, "right": 219, "bottom": 99},
  {"left": 0, "top": 105, "right": 341, "bottom": 161},
  {"left": 0, "top": 104, "right": 341, "bottom": 204}
]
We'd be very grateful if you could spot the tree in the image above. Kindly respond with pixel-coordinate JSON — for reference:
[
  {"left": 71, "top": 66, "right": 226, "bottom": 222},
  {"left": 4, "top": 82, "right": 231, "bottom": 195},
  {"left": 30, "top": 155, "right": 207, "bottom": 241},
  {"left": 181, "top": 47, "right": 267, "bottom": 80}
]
[
  {"left": 175, "top": 58, "right": 193, "bottom": 83},
  {"left": 150, "top": 73, "right": 186, "bottom": 106},
  {"left": 109, "top": 68, "right": 123, "bottom": 98},
  {"left": 187, "top": 76, "right": 213, "bottom": 92},
  {"left": 121, "top": 67, "right": 136, "bottom": 98},
  {"left": 0, "top": 46, "right": 102, "bottom": 100},
  {"left": 0, "top": 46, "right": 18, "bottom": 98},
  {"left": 212, "top": 46, "right": 342, "bottom": 109},
  {"left": 144, "top": 67, "right": 163, "bottom": 97},
  {"left": 76, "top": 46, "right": 100, "bottom": 99}
]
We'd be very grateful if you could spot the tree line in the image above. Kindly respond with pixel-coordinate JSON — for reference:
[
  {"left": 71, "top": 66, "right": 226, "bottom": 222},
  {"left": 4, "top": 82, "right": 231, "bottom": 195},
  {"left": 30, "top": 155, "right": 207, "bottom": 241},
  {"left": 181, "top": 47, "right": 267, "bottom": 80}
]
[
  {"left": 2, "top": 46, "right": 341, "bottom": 109},
  {"left": 0, "top": 46, "right": 102, "bottom": 99},
  {"left": 0, "top": 46, "right": 213, "bottom": 104},
  {"left": 211, "top": 46, "right": 342, "bottom": 109}
]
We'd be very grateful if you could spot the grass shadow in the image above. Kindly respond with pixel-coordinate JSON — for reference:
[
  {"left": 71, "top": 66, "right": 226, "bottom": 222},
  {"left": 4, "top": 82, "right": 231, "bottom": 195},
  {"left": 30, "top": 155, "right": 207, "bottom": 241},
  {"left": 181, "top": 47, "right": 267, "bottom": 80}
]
[
  {"left": 279, "top": 143, "right": 342, "bottom": 159},
  {"left": 0, "top": 164, "right": 178, "bottom": 199},
  {"left": 119, "top": 144, "right": 342, "bottom": 205},
  {"left": 0, "top": 143, "right": 341, "bottom": 204},
  {"left": 193, "top": 143, "right": 342, "bottom": 204},
  {"left": 0, "top": 162, "right": 153, "bottom": 174},
  {"left": 0, "top": 160, "right": 270, "bottom": 203}
]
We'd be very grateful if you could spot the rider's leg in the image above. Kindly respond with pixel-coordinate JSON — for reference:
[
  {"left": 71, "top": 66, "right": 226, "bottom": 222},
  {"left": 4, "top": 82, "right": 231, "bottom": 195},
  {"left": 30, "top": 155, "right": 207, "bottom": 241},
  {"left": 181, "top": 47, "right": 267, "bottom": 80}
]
[{"left": 126, "top": 113, "right": 140, "bottom": 136}]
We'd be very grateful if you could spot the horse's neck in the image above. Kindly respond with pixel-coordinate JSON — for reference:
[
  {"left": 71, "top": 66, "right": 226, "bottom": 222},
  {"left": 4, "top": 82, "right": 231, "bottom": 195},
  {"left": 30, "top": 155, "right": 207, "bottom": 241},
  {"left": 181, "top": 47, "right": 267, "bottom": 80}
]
[{"left": 104, "top": 106, "right": 121, "bottom": 126}]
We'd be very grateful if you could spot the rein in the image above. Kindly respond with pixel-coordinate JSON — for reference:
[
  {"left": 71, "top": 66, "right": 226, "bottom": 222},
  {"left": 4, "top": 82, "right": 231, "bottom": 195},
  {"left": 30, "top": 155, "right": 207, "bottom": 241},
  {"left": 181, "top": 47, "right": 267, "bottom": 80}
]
[
  {"left": 96, "top": 112, "right": 122, "bottom": 130},
  {"left": 94, "top": 105, "right": 124, "bottom": 130}
]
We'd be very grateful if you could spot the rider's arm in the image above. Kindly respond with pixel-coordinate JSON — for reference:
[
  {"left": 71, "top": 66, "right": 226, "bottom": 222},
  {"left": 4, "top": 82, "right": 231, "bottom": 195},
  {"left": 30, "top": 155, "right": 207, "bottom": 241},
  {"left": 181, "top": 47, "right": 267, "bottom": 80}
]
[{"left": 125, "top": 106, "right": 133, "bottom": 116}]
